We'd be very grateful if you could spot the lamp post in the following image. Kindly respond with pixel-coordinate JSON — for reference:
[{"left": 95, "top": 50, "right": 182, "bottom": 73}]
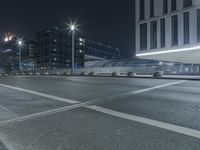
[
  {"left": 18, "top": 40, "right": 23, "bottom": 72},
  {"left": 70, "top": 25, "right": 76, "bottom": 75}
]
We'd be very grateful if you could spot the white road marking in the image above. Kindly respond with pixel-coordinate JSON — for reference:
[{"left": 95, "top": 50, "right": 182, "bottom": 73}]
[
  {"left": 86, "top": 80, "right": 186, "bottom": 104},
  {"left": 0, "top": 80, "right": 196, "bottom": 140},
  {"left": 87, "top": 105, "right": 200, "bottom": 139},
  {"left": 0, "top": 80, "right": 186, "bottom": 110},
  {"left": 0, "top": 81, "right": 186, "bottom": 122},
  {"left": 0, "top": 84, "right": 79, "bottom": 104},
  {"left": 0, "top": 105, "right": 18, "bottom": 117},
  {"left": 0, "top": 104, "right": 83, "bottom": 125}
]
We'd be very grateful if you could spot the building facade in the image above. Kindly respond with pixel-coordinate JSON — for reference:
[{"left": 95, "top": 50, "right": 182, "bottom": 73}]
[
  {"left": 0, "top": 33, "right": 38, "bottom": 72},
  {"left": 36, "top": 27, "right": 84, "bottom": 69},
  {"left": 21, "top": 40, "right": 37, "bottom": 71},
  {"left": 1, "top": 33, "right": 19, "bottom": 72},
  {"left": 36, "top": 27, "right": 121, "bottom": 69},
  {"left": 77, "top": 38, "right": 121, "bottom": 61},
  {"left": 135, "top": 0, "right": 200, "bottom": 63}
]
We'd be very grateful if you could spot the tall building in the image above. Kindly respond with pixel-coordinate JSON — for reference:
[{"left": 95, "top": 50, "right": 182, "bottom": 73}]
[
  {"left": 21, "top": 40, "right": 37, "bottom": 71},
  {"left": 1, "top": 33, "right": 19, "bottom": 72},
  {"left": 36, "top": 27, "right": 121, "bottom": 69},
  {"left": 36, "top": 27, "right": 84, "bottom": 69},
  {"left": 0, "top": 33, "right": 38, "bottom": 72},
  {"left": 135, "top": 0, "right": 200, "bottom": 64}
]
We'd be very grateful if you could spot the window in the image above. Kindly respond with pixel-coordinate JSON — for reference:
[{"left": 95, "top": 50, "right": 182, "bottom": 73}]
[
  {"left": 160, "top": 18, "right": 166, "bottom": 48},
  {"left": 150, "top": 21, "right": 157, "bottom": 49},
  {"left": 183, "top": 12, "right": 190, "bottom": 44},
  {"left": 171, "top": 15, "right": 178, "bottom": 46},
  {"left": 183, "top": 0, "right": 192, "bottom": 8},
  {"left": 171, "top": 0, "right": 176, "bottom": 11},
  {"left": 140, "top": 0, "right": 145, "bottom": 20},
  {"left": 197, "top": 9, "right": 200, "bottom": 42},
  {"left": 150, "top": 0, "right": 154, "bottom": 17},
  {"left": 163, "top": 0, "right": 168, "bottom": 14},
  {"left": 140, "top": 23, "right": 147, "bottom": 50}
]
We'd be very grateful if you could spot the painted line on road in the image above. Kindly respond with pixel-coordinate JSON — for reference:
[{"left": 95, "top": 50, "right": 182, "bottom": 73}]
[
  {"left": 0, "top": 80, "right": 186, "bottom": 110},
  {"left": 0, "top": 80, "right": 186, "bottom": 123},
  {"left": 0, "top": 84, "right": 79, "bottom": 104},
  {"left": 0, "top": 103, "right": 87, "bottom": 125},
  {"left": 86, "top": 80, "right": 187, "bottom": 104},
  {"left": 0, "top": 105, "right": 18, "bottom": 117},
  {"left": 87, "top": 105, "right": 200, "bottom": 139},
  {"left": 0, "top": 80, "right": 195, "bottom": 139}
]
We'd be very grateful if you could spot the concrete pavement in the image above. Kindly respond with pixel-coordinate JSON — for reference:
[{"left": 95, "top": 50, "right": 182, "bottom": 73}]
[{"left": 0, "top": 76, "right": 199, "bottom": 149}]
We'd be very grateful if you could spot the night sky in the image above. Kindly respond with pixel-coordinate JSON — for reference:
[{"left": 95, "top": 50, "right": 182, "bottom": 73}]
[{"left": 0, "top": 0, "right": 135, "bottom": 56}]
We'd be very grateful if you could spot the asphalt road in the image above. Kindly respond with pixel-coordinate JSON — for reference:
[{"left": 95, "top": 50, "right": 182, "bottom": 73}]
[{"left": 0, "top": 76, "right": 199, "bottom": 150}]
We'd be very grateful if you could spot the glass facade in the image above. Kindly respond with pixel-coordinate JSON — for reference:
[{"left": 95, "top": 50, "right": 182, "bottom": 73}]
[
  {"left": 171, "top": 0, "right": 177, "bottom": 11},
  {"left": 183, "top": 12, "right": 190, "bottom": 44},
  {"left": 150, "top": 0, "right": 154, "bottom": 17},
  {"left": 140, "top": 23, "right": 147, "bottom": 50},
  {"left": 183, "top": 0, "right": 192, "bottom": 8},
  {"left": 150, "top": 21, "right": 157, "bottom": 49},
  {"left": 197, "top": 9, "right": 200, "bottom": 42},
  {"left": 171, "top": 15, "right": 178, "bottom": 46},
  {"left": 137, "top": 0, "right": 200, "bottom": 53},
  {"left": 160, "top": 18, "right": 166, "bottom": 48},
  {"left": 163, "top": 0, "right": 168, "bottom": 14},
  {"left": 140, "top": 0, "right": 145, "bottom": 20}
]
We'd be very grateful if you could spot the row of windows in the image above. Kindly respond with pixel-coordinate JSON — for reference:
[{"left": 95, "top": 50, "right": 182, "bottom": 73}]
[
  {"left": 140, "top": 9, "right": 200, "bottom": 51},
  {"left": 140, "top": 0, "right": 193, "bottom": 20}
]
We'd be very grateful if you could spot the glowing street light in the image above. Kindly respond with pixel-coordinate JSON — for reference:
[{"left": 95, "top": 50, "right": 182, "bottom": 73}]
[
  {"left": 69, "top": 23, "right": 77, "bottom": 75},
  {"left": 18, "top": 40, "right": 22, "bottom": 46},
  {"left": 70, "top": 25, "right": 75, "bottom": 31}
]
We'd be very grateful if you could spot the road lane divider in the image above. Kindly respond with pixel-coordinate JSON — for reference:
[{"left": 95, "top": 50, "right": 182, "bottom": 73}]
[
  {"left": 87, "top": 105, "right": 200, "bottom": 139},
  {"left": 0, "top": 84, "right": 79, "bottom": 104},
  {"left": 1, "top": 80, "right": 199, "bottom": 140}
]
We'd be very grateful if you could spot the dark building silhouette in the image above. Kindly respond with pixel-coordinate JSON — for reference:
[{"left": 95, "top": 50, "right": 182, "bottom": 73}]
[{"left": 36, "top": 27, "right": 84, "bottom": 69}]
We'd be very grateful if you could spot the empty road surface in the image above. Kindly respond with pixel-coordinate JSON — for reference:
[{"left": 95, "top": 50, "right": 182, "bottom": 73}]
[{"left": 0, "top": 76, "right": 199, "bottom": 150}]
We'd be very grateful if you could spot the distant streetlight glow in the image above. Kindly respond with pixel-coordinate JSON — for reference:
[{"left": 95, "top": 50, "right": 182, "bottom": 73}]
[
  {"left": 18, "top": 40, "right": 22, "bottom": 46},
  {"left": 4, "top": 38, "right": 8, "bottom": 42},
  {"left": 4, "top": 36, "right": 13, "bottom": 42},
  {"left": 70, "top": 25, "right": 75, "bottom": 31}
]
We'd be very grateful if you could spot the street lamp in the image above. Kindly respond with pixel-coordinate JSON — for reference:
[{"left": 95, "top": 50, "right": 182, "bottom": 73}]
[
  {"left": 17, "top": 39, "right": 24, "bottom": 72},
  {"left": 69, "top": 24, "right": 76, "bottom": 75}
]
